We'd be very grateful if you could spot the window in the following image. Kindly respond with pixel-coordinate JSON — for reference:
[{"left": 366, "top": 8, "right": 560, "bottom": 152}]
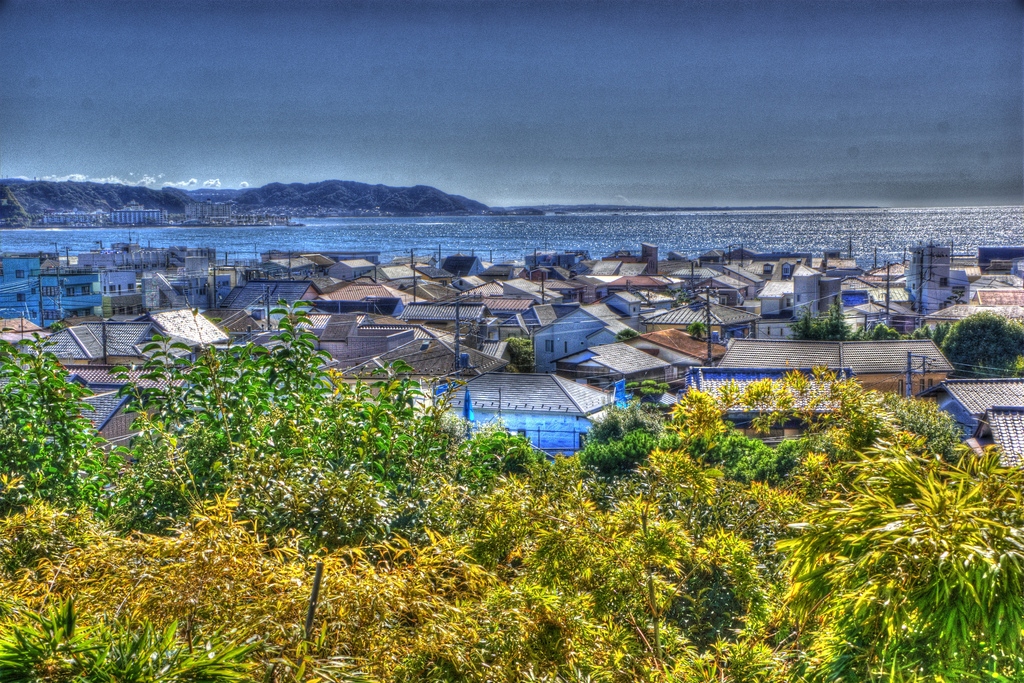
[
  {"left": 782, "top": 264, "right": 792, "bottom": 277},
  {"left": 16, "top": 293, "right": 25, "bottom": 302},
  {"left": 42, "top": 286, "right": 58, "bottom": 297},
  {"left": 578, "top": 433, "right": 587, "bottom": 449},
  {"left": 15, "top": 270, "right": 25, "bottom": 278},
  {"left": 763, "top": 264, "right": 772, "bottom": 274},
  {"left": 564, "top": 341, "right": 568, "bottom": 353},
  {"left": 939, "top": 277, "right": 948, "bottom": 287},
  {"left": 545, "top": 339, "right": 554, "bottom": 352}
]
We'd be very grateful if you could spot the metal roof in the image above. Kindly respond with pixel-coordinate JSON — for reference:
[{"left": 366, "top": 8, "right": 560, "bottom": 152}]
[{"left": 448, "top": 372, "right": 612, "bottom": 415}]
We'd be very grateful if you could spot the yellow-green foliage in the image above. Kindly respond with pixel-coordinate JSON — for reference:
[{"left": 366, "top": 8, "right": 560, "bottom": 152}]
[{"left": 3, "top": 326, "right": 1023, "bottom": 681}]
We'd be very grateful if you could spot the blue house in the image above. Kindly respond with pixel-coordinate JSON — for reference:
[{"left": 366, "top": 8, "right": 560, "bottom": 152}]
[
  {"left": 0, "top": 254, "right": 43, "bottom": 323},
  {"left": 447, "top": 372, "right": 613, "bottom": 453},
  {"left": 39, "top": 269, "right": 103, "bottom": 322}
]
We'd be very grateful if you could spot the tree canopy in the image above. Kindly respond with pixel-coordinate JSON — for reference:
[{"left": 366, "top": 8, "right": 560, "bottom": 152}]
[
  {"left": 0, "top": 311, "right": 1020, "bottom": 682},
  {"left": 941, "top": 311, "right": 1024, "bottom": 378}
]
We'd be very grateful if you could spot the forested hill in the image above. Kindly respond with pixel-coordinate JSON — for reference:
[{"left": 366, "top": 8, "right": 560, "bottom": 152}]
[
  {"left": 0, "top": 179, "right": 493, "bottom": 216},
  {"left": 231, "top": 180, "right": 492, "bottom": 215},
  {"left": 0, "top": 180, "right": 190, "bottom": 214}
]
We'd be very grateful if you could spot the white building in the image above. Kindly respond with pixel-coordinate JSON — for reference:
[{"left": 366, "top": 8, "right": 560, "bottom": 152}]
[{"left": 109, "top": 202, "right": 167, "bottom": 225}]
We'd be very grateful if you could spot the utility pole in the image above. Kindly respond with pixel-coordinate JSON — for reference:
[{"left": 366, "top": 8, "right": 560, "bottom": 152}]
[
  {"left": 906, "top": 351, "right": 913, "bottom": 398},
  {"left": 264, "top": 284, "right": 271, "bottom": 330},
  {"left": 705, "top": 290, "right": 713, "bottom": 366},
  {"left": 454, "top": 297, "right": 461, "bottom": 374},
  {"left": 885, "top": 262, "right": 891, "bottom": 324},
  {"left": 411, "top": 248, "right": 417, "bottom": 304},
  {"left": 873, "top": 247, "right": 877, "bottom": 270}
]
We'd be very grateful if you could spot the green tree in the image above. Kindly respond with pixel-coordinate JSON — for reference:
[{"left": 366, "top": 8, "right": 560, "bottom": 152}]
[
  {"left": 505, "top": 337, "right": 534, "bottom": 373},
  {"left": 791, "top": 302, "right": 853, "bottom": 341},
  {"left": 586, "top": 401, "right": 665, "bottom": 444},
  {"left": 615, "top": 328, "right": 640, "bottom": 341},
  {"left": 686, "top": 321, "right": 707, "bottom": 340},
  {"left": 783, "top": 445, "right": 1024, "bottom": 681},
  {"left": 880, "top": 393, "right": 966, "bottom": 463},
  {"left": 941, "top": 311, "right": 1024, "bottom": 378}
]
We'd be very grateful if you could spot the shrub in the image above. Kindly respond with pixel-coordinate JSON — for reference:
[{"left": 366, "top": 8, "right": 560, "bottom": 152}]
[{"left": 586, "top": 402, "right": 665, "bottom": 444}]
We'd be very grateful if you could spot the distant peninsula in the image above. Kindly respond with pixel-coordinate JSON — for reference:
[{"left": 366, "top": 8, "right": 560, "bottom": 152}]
[
  {"left": 0, "top": 178, "right": 512, "bottom": 218},
  {"left": 1, "top": 178, "right": 879, "bottom": 221}
]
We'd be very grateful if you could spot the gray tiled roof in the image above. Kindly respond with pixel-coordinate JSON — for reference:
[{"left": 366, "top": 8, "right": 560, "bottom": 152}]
[
  {"left": 448, "top": 372, "right": 611, "bottom": 415},
  {"left": 925, "top": 304, "right": 1024, "bottom": 322},
  {"left": 343, "top": 337, "right": 506, "bottom": 377},
  {"left": 399, "top": 302, "right": 486, "bottom": 322},
  {"left": 618, "top": 263, "right": 649, "bottom": 277},
  {"left": 758, "top": 281, "right": 794, "bottom": 298},
  {"left": 720, "top": 339, "right": 953, "bottom": 374},
  {"left": 47, "top": 322, "right": 154, "bottom": 360},
  {"left": 987, "top": 407, "right": 1024, "bottom": 468},
  {"left": 642, "top": 303, "right": 759, "bottom": 327},
  {"left": 219, "top": 280, "right": 317, "bottom": 309},
  {"left": 931, "top": 379, "right": 1024, "bottom": 416},
  {"left": 81, "top": 391, "right": 131, "bottom": 431},
  {"left": 441, "top": 255, "right": 482, "bottom": 277},
  {"left": 561, "top": 342, "right": 671, "bottom": 375}
]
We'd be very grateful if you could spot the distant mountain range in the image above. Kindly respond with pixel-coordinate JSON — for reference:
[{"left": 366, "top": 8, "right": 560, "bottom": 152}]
[
  {"left": 0, "top": 179, "right": 496, "bottom": 217},
  {"left": 0, "top": 178, "right": 879, "bottom": 221}
]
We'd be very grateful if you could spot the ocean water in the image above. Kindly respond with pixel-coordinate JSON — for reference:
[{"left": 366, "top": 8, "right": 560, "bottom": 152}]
[{"left": 2, "top": 206, "right": 1021, "bottom": 267}]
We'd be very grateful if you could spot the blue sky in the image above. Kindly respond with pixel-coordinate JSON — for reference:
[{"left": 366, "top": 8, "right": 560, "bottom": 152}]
[{"left": 1, "top": 0, "right": 1021, "bottom": 207}]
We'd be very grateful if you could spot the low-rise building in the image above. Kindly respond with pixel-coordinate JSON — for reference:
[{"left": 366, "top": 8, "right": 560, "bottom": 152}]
[{"left": 447, "top": 372, "right": 613, "bottom": 453}]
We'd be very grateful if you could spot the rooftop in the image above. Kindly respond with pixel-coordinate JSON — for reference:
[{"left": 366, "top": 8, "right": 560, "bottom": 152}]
[{"left": 447, "top": 372, "right": 611, "bottom": 415}]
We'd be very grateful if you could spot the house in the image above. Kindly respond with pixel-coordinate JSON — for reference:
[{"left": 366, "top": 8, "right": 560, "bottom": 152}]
[
  {"left": 641, "top": 302, "right": 759, "bottom": 341},
  {"left": 683, "top": 366, "right": 855, "bottom": 437},
  {"left": 919, "top": 379, "right": 1024, "bottom": 434},
  {"left": 441, "top": 254, "right": 485, "bottom": 278},
  {"left": 316, "top": 315, "right": 417, "bottom": 366},
  {"left": 972, "top": 289, "right": 1024, "bottom": 306},
  {"left": 452, "top": 275, "right": 487, "bottom": 291},
  {"left": 970, "top": 407, "right": 1024, "bottom": 467},
  {"left": 217, "top": 279, "right": 321, "bottom": 324},
  {"left": 343, "top": 336, "right": 507, "bottom": 381},
  {"left": 921, "top": 304, "right": 1024, "bottom": 327},
  {"left": 327, "top": 259, "right": 377, "bottom": 281},
  {"left": 478, "top": 263, "right": 528, "bottom": 282},
  {"left": 413, "top": 265, "right": 456, "bottom": 285},
  {"left": 398, "top": 302, "right": 487, "bottom": 334},
  {"left": 719, "top": 339, "right": 954, "bottom": 395},
  {"left": 555, "top": 341, "right": 676, "bottom": 388},
  {"left": 263, "top": 256, "right": 318, "bottom": 279},
  {"left": 0, "top": 317, "right": 48, "bottom": 344},
  {"left": 533, "top": 303, "right": 634, "bottom": 372},
  {"left": 501, "top": 278, "right": 563, "bottom": 303},
  {"left": 906, "top": 244, "right": 959, "bottom": 315},
  {"left": 81, "top": 391, "right": 136, "bottom": 447},
  {"left": 45, "top": 321, "right": 157, "bottom": 365},
  {"left": 695, "top": 275, "right": 752, "bottom": 307},
  {"left": 313, "top": 283, "right": 409, "bottom": 316},
  {"left": 140, "top": 309, "right": 230, "bottom": 349},
  {"left": 623, "top": 328, "right": 725, "bottom": 367},
  {"left": 446, "top": 372, "right": 612, "bottom": 453}
]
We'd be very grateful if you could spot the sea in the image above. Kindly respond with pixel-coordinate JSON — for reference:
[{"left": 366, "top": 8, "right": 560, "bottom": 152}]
[{"left": 2, "top": 206, "right": 1021, "bottom": 268}]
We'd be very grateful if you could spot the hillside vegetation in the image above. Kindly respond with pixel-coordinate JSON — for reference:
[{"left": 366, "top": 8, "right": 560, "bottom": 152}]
[
  {"left": 0, "top": 179, "right": 491, "bottom": 217},
  {"left": 1, "top": 306, "right": 1021, "bottom": 682}
]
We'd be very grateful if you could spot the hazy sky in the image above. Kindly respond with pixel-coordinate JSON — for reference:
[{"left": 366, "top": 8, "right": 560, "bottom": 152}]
[{"left": 2, "top": 0, "right": 1021, "bottom": 207}]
